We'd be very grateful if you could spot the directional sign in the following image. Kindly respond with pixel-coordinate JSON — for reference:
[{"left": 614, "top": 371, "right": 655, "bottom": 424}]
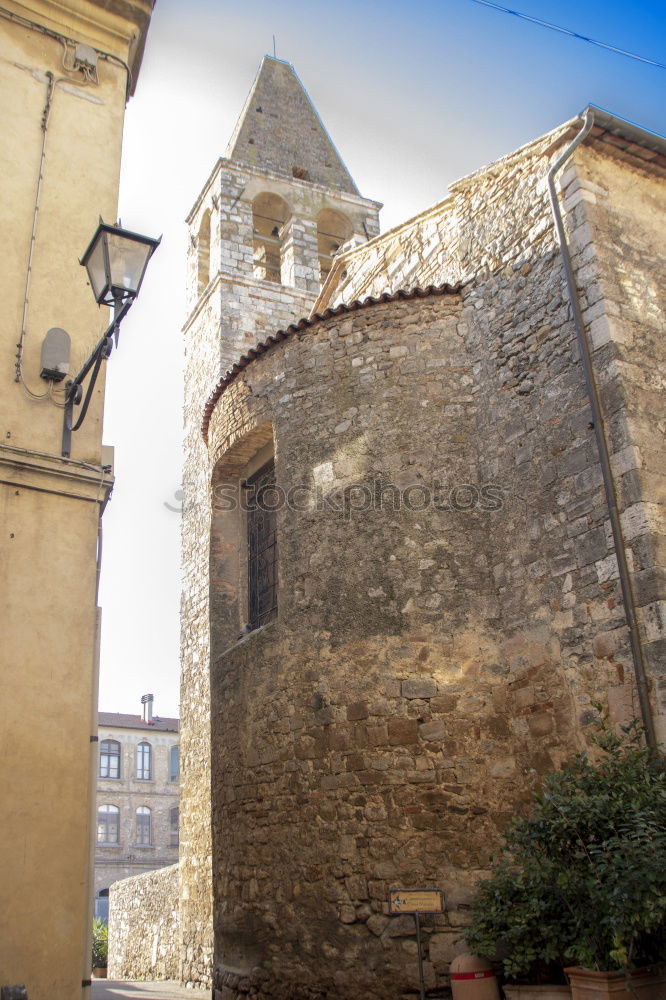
[{"left": 388, "top": 889, "right": 445, "bottom": 914}]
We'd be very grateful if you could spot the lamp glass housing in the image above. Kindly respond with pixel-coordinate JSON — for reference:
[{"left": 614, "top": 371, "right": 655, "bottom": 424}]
[{"left": 81, "top": 222, "right": 161, "bottom": 306}]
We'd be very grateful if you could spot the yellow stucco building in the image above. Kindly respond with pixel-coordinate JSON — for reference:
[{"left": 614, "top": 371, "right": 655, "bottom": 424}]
[{"left": 0, "top": 2, "right": 154, "bottom": 999}]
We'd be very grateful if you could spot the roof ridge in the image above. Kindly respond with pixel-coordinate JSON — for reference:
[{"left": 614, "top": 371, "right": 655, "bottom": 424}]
[{"left": 201, "top": 282, "right": 461, "bottom": 442}]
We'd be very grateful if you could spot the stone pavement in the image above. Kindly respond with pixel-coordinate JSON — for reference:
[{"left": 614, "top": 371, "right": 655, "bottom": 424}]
[{"left": 92, "top": 981, "right": 203, "bottom": 1000}]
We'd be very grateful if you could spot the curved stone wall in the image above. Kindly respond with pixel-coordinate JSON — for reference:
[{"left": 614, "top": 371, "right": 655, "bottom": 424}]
[
  {"left": 205, "top": 292, "right": 565, "bottom": 999},
  {"left": 195, "top": 120, "right": 666, "bottom": 1000}
]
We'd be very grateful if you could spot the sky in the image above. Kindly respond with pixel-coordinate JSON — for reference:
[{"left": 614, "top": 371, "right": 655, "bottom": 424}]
[{"left": 98, "top": 0, "right": 666, "bottom": 718}]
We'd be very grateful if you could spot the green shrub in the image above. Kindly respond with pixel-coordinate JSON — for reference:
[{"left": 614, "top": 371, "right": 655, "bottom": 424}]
[
  {"left": 92, "top": 917, "right": 108, "bottom": 969},
  {"left": 467, "top": 716, "right": 666, "bottom": 977}
]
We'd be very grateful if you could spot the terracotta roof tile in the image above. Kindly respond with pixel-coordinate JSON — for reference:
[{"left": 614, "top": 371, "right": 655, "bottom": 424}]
[
  {"left": 98, "top": 712, "right": 179, "bottom": 733},
  {"left": 201, "top": 282, "right": 461, "bottom": 442}
]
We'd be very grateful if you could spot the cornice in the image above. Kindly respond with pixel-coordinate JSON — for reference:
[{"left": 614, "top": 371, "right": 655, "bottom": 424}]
[
  {"left": 3, "top": 0, "right": 155, "bottom": 93},
  {"left": 0, "top": 443, "right": 113, "bottom": 504}
]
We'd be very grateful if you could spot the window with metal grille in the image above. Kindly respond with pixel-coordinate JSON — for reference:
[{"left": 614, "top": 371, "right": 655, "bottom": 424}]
[
  {"left": 246, "top": 459, "right": 278, "bottom": 630},
  {"left": 136, "top": 741, "right": 151, "bottom": 780},
  {"left": 99, "top": 739, "right": 120, "bottom": 778},
  {"left": 97, "top": 805, "right": 119, "bottom": 843},
  {"left": 136, "top": 807, "right": 151, "bottom": 845}
]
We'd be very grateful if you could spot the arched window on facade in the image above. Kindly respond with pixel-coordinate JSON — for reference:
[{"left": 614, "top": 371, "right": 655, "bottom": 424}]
[
  {"left": 317, "top": 208, "right": 352, "bottom": 285},
  {"left": 170, "top": 806, "right": 179, "bottom": 847},
  {"left": 97, "top": 805, "right": 119, "bottom": 844},
  {"left": 169, "top": 745, "right": 179, "bottom": 781},
  {"left": 99, "top": 739, "right": 120, "bottom": 779},
  {"left": 94, "top": 888, "right": 109, "bottom": 922},
  {"left": 197, "top": 209, "right": 211, "bottom": 295},
  {"left": 252, "top": 193, "right": 290, "bottom": 284},
  {"left": 136, "top": 741, "right": 151, "bottom": 780},
  {"left": 136, "top": 806, "right": 151, "bottom": 845},
  {"left": 209, "top": 424, "right": 276, "bottom": 662}
]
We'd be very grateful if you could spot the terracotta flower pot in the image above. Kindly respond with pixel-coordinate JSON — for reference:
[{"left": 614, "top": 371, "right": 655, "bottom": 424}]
[
  {"left": 91, "top": 968, "right": 107, "bottom": 979},
  {"left": 564, "top": 966, "right": 666, "bottom": 1000},
  {"left": 504, "top": 987, "right": 571, "bottom": 1000}
]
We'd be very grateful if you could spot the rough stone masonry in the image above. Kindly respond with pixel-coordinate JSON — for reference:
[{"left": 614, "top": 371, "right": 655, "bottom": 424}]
[
  {"left": 202, "top": 112, "right": 665, "bottom": 999},
  {"left": 112, "top": 56, "right": 665, "bottom": 1000}
]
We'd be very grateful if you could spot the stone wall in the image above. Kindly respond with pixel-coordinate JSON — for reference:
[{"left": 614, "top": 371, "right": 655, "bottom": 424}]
[
  {"left": 179, "top": 118, "right": 380, "bottom": 987},
  {"left": 200, "top": 122, "right": 665, "bottom": 1000},
  {"left": 321, "top": 121, "right": 666, "bottom": 741},
  {"left": 225, "top": 57, "right": 359, "bottom": 194},
  {"left": 108, "top": 864, "right": 180, "bottom": 981},
  {"left": 567, "top": 143, "right": 666, "bottom": 726}
]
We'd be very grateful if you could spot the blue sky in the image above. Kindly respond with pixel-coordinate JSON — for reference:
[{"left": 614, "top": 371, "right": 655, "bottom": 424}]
[{"left": 99, "top": 0, "right": 666, "bottom": 716}]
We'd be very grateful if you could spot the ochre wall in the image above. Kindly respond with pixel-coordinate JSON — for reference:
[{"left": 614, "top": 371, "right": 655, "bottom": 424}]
[{"left": 0, "top": 3, "right": 153, "bottom": 999}]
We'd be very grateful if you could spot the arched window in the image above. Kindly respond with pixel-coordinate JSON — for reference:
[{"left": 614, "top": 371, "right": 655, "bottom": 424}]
[
  {"left": 136, "top": 741, "right": 152, "bottom": 780},
  {"left": 99, "top": 739, "right": 121, "bottom": 779},
  {"left": 209, "top": 424, "right": 276, "bottom": 657},
  {"left": 170, "top": 745, "right": 179, "bottom": 781},
  {"left": 97, "top": 805, "right": 119, "bottom": 844},
  {"left": 94, "top": 888, "right": 109, "bottom": 922},
  {"left": 197, "top": 209, "right": 211, "bottom": 295},
  {"left": 170, "top": 806, "right": 179, "bottom": 847},
  {"left": 317, "top": 208, "right": 352, "bottom": 284},
  {"left": 136, "top": 807, "right": 151, "bottom": 845},
  {"left": 252, "top": 193, "right": 290, "bottom": 284}
]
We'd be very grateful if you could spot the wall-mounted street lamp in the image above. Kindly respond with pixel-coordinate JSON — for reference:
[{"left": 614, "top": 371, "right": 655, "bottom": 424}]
[{"left": 61, "top": 221, "right": 160, "bottom": 457}]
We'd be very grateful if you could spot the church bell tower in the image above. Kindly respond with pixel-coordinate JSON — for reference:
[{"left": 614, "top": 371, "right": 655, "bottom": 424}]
[{"left": 178, "top": 56, "right": 381, "bottom": 986}]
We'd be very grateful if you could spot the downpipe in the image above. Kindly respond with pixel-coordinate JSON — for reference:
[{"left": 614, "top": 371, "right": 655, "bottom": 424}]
[{"left": 546, "top": 107, "right": 657, "bottom": 747}]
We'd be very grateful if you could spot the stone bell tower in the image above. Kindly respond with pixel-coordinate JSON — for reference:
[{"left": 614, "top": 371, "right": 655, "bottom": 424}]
[{"left": 179, "top": 56, "right": 381, "bottom": 985}]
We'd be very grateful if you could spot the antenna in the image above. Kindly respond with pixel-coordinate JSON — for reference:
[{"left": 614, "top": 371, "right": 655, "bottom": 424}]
[{"left": 273, "top": 35, "right": 276, "bottom": 58}]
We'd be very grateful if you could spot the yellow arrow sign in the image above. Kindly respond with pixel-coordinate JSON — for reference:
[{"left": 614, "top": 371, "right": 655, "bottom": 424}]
[{"left": 388, "top": 889, "right": 445, "bottom": 914}]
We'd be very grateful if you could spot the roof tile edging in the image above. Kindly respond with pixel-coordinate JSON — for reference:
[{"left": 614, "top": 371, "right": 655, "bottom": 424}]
[{"left": 201, "top": 283, "right": 462, "bottom": 442}]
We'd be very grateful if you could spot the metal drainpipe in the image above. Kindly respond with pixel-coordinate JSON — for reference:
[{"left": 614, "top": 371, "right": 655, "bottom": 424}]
[{"left": 546, "top": 108, "right": 657, "bottom": 747}]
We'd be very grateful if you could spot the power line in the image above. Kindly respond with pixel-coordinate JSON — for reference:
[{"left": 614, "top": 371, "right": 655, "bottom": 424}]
[{"left": 465, "top": 0, "right": 666, "bottom": 70}]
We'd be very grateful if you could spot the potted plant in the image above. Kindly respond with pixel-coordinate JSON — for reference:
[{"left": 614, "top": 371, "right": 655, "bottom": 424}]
[
  {"left": 466, "top": 715, "right": 666, "bottom": 1000},
  {"left": 92, "top": 917, "right": 108, "bottom": 978}
]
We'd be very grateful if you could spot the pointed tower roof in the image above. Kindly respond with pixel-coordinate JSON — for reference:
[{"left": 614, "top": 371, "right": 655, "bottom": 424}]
[{"left": 225, "top": 56, "right": 360, "bottom": 195}]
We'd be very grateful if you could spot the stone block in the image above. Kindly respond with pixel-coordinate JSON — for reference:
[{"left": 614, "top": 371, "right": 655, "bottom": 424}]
[
  {"left": 429, "top": 932, "right": 461, "bottom": 965},
  {"left": 527, "top": 712, "right": 554, "bottom": 737},
  {"left": 593, "top": 630, "right": 620, "bottom": 659},
  {"left": 418, "top": 720, "right": 448, "bottom": 741},
  {"left": 366, "top": 723, "right": 389, "bottom": 746},
  {"left": 489, "top": 756, "right": 516, "bottom": 778},
  {"left": 385, "top": 914, "right": 415, "bottom": 937},
  {"left": 576, "top": 526, "right": 608, "bottom": 568},
  {"left": 388, "top": 718, "right": 419, "bottom": 745},
  {"left": 401, "top": 678, "right": 438, "bottom": 699}
]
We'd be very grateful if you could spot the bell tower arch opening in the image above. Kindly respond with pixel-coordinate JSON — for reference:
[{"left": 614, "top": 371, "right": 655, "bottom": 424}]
[
  {"left": 197, "top": 209, "right": 211, "bottom": 295},
  {"left": 317, "top": 207, "right": 352, "bottom": 284},
  {"left": 252, "top": 193, "right": 290, "bottom": 285}
]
